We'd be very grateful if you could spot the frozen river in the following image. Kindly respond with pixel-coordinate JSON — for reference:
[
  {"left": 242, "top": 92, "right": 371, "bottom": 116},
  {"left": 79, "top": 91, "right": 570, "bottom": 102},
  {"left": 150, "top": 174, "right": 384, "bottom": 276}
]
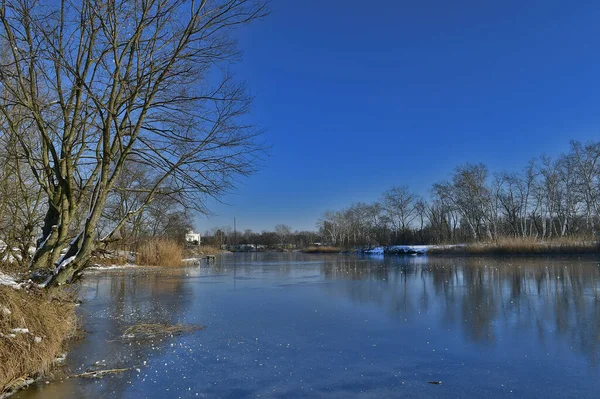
[{"left": 16, "top": 253, "right": 600, "bottom": 398}]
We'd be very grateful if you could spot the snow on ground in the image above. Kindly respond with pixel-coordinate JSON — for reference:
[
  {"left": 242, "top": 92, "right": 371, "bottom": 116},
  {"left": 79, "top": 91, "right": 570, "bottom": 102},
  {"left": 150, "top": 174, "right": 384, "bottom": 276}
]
[
  {"left": 0, "top": 271, "right": 22, "bottom": 289},
  {"left": 362, "top": 245, "right": 435, "bottom": 255},
  {"left": 363, "top": 246, "right": 385, "bottom": 254},
  {"left": 387, "top": 245, "right": 430, "bottom": 254},
  {"left": 1, "top": 249, "right": 23, "bottom": 264},
  {"left": 361, "top": 244, "right": 463, "bottom": 255},
  {"left": 86, "top": 264, "right": 139, "bottom": 271}
]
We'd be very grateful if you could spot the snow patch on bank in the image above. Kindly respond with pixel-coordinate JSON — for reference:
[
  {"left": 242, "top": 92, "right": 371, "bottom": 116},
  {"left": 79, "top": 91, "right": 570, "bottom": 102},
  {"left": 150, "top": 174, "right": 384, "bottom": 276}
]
[
  {"left": 86, "top": 264, "right": 139, "bottom": 271},
  {"left": 361, "top": 244, "right": 463, "bottom": 255},
  {"left": 362, "top": 245, "right": 434, "bottom": 255},
  {"left": 363, "top": 246, "right": 385, "bottom": 254},
  {"left": 0, "top": 271, "right": 22, "bottom": 289}
]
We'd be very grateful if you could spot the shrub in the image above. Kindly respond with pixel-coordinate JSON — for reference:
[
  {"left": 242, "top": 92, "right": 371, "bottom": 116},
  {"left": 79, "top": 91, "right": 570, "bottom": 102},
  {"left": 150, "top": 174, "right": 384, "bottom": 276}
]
[{"left": 137, "top": 238, "right": 183, "bottom": 267}]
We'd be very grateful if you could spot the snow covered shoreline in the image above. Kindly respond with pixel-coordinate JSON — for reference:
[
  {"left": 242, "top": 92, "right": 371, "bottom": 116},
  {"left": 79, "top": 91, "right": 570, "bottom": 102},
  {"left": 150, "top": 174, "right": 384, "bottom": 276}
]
[
  {"left": 359, "top": 245, "right": 461, "bottom": 255},
  {"left": 85, "top": 264, "right": 139, "bottom": 271}
]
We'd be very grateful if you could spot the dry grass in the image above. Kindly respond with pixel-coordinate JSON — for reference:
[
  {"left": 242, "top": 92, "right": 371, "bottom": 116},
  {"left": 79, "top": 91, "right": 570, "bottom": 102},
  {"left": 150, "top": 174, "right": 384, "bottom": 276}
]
[
  {"left": 429, "top": 236, "right": 599, "bottom": 255},
  {"left": 121, "top": 323, "right": 203, "bottom": 340},
  {"left": 0, "top": 256, "right": 28, "bottom": 276},
  {"left": 90, "top": 249, "right": 128, "bottom": 266},
  {"left": 0, "top": 286, "right": 77, "bottom": 395},
  {"left": 302, "top": 246, "right": 342, "bottom": 254},
  {"left": 137, "top": 238, "right": 183, "bottom": 267},
  {"left": 198, "top": 245, "right": 224, "bottom": 256}
]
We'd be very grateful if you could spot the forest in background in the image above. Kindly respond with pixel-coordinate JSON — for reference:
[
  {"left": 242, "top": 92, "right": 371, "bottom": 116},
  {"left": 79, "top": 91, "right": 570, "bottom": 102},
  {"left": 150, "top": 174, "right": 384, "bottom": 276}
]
[{"left": 202, "top": 140, "right": 600, "bottom": 250}]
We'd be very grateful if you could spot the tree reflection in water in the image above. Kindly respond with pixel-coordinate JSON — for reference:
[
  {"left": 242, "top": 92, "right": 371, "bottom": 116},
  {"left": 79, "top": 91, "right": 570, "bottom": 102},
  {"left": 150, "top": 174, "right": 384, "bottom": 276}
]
[
  {"left": 15, "top": 253, "right": 600, "bottom": 399},
  {"left": 321, "top": 255, "right": 600, "bottom": 365}
]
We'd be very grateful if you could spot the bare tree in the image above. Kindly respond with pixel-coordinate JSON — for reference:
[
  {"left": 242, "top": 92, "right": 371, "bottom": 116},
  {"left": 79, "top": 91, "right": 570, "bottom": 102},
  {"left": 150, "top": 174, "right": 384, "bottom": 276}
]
[
  {"left": 414, "top": 198, "right": 428, "bottom": 244},
  {"left": 0, "top": 125, "right": 44, "bottom": 267},
  {"left": 0, "top": 0, "right": 267, "bottom": 285},
  {"left": 274, "top": 224, "right": 291, "bottom": 247},
  {"left": 570, "top": 141, "right": 600, "bottom": 233},
  {"left": 314, "top": 142, "right": 600, "bottom": 246},
  {"left": 381, "top": 186, "right": 417, "bottom": 243}
]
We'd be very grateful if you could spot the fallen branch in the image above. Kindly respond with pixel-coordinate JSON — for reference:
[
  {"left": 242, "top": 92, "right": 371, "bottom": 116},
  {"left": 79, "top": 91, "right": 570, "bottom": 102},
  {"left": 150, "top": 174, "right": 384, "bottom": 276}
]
[{"left": 73, "top": 368, "right": 131, "bottom": 379}]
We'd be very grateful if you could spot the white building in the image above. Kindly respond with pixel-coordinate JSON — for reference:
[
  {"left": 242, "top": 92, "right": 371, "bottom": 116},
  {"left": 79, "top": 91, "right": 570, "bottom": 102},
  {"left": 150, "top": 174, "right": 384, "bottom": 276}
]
[{"left": 185, "top": 230, "right": 201, "bottom": 246}]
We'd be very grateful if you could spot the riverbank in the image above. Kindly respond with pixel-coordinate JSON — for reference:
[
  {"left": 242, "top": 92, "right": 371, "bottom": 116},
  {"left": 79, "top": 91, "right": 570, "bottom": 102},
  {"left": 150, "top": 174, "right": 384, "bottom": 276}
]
[
  {"left": 89, "top": 242, "right": 226, "bottom": 269},
  {"left": 0, "top": 273, "right": 77, "bottom": 397},
  {"left": 16, "top": 253, "right": 600, "bottom": 398},
  {"left": 358, "top": 238, "right": 599, "bottom": 256},
  {"left": 431, "top": 238, "right": 599, "bottom": 256}
]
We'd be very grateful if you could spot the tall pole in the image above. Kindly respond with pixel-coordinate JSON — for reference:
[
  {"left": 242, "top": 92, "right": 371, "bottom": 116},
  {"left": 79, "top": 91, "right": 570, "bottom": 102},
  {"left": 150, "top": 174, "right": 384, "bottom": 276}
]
[{"left": 234, "top": 217, "right": 237, "bottom": 246}]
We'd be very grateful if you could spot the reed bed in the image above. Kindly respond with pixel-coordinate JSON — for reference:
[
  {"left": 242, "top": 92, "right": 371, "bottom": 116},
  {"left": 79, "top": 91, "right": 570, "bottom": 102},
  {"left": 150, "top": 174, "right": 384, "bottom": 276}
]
[
  {"left": 302, "top": 246, "right": 343, "bottom": 254},
  {"left": 429, "top": 237, "right": 599, "bottom": 255},
  {"left": 136, "top": 238, "right": 183, "bottom": 267}
]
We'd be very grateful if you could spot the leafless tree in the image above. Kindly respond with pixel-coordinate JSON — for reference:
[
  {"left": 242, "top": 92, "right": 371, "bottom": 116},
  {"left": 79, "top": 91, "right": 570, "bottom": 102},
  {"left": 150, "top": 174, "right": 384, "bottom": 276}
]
[
  {"left": 570, "top": 141, "right": 600, "bottom": 233},
  {"left": 0, "top": 0, "right": 268, "bottom": 285},
  {"left": 274, "top": 224, "right": 291, "bottom": 247},
  {"left": 316, "top": 141, "right": 600, "bottom": 247},
  {"left": 381, "top": 186, "right": 417, "bottom": 243},
  {"left": 413, "top": 198, "right": 428, "bottom": 244},
  {"left": 0, "top": 124, "right": 44, "bottom": 267}
]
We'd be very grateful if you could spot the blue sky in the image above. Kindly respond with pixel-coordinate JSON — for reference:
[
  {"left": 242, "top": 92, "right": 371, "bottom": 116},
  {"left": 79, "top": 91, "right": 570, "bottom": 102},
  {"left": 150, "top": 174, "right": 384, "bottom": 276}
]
[{"left": 196, "top": 0, "right": 600, "bottom": 233}]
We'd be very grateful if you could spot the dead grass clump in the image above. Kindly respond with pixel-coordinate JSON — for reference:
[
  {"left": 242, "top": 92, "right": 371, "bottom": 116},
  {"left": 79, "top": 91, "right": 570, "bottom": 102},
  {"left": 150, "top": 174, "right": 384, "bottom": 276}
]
[
  {"left": 0, "top": 286, "right": 77, "bottom": 395},
  {"left": 429, "top": 236, "right": 599, "bottom": 255},
  {"left": 302, "top": 246, "right": 342, "bottom": 254},
  {"left": 137, "top": 238, "right": 183, "bottom": 267},
  {"left": 466, "top": 236, "right": 599, "bottom": 255},
  {"left": 121, "top": 323, "right": 203, "bottom": 340},
  {"left": 427, "top": 245, "right": 467, "bottom": 255}
]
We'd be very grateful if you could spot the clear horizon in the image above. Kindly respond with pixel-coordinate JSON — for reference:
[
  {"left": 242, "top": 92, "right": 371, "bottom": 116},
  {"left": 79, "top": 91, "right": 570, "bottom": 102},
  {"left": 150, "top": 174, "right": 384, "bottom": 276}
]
[{"left": 195, "top": 0, "right": 600, "bottom": 233}]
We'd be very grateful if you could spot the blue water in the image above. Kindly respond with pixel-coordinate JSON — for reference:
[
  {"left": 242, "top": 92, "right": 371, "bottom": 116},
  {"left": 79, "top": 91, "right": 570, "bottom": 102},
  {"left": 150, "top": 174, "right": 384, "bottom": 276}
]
[{"left": 16, "top": 253, "right": 600, "bottom": 398}]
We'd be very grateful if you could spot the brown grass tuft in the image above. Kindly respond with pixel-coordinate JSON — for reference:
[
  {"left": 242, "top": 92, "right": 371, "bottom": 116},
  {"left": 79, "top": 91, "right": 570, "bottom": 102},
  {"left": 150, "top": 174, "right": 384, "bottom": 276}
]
[
  {"left": 302, "top": 246, "right": 342, "bottom": 254},
  {"left": 429, "top": 236, "right": 599, "bottom": 256},
  {"left": 0, "top": 286, "right": 77, "bottom": 394},
  {"left": 137, "top": 238, "right": 183, "bottom": 267},
  {"left": 122, "top": 323, "right": 203, "bottom": 340}
]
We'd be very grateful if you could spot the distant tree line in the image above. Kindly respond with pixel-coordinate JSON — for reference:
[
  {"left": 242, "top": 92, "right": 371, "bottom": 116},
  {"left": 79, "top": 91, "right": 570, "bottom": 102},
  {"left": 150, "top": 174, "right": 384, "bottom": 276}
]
[
  {"left": 202, "top": 224, "right": 320, "bottom": 250},
  {"left": 317, "top": 140, "right": 600, "bottom": 247}
]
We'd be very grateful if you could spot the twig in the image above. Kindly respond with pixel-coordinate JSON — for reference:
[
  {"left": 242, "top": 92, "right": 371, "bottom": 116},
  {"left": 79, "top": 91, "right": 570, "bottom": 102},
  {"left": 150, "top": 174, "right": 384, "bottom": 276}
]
[{"left": 73, "top": 368, "right": 131, "bottom": 378}]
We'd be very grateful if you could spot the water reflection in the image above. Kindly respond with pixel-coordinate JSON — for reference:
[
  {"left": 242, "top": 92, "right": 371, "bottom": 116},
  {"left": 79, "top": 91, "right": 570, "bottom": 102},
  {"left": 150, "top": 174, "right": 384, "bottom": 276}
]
[
  {"left": 15, "top": 254, "right": 600, "bottom": 398},
  {"left": 17, "top": 269, "right": 198, "bottom": 399},
  {"left": 321, "top": 255, "right": 600, "bottom": 364}
]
